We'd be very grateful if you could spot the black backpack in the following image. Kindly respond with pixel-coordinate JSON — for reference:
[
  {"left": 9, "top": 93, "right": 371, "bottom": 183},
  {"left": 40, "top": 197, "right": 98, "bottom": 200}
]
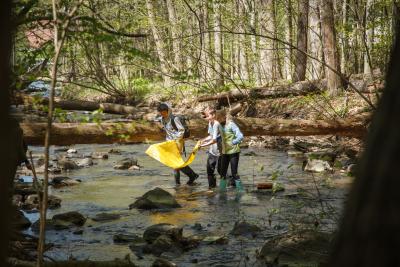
[{"left": 171, "top": 115, "right": 190, "bottom": 139}]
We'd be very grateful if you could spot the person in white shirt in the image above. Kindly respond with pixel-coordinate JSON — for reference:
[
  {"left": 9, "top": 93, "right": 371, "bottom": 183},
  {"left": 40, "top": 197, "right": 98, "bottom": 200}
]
[
  {"left": 157, "top": 103, "right": 199, "bottom": 186},
  {"left": 200, "top": 108, "right": 222, "bottom": 189}
]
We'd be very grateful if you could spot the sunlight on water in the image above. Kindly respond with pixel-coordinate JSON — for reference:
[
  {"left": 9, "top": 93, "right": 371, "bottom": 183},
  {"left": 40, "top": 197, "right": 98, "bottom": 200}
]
[{"left": 25, "top": 141, "right": 350, "bottom": 265}]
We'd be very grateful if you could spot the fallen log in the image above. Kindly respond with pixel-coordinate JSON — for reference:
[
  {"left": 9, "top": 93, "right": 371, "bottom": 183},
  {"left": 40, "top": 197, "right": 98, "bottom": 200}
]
[
  {"left": 198, "top": 80, "right": 326, "bottom": 103},
  {"left": 18, "top": 95, "right": 138, "bottom": 115},
  {"left": 22, "top": 117, "right": 368, "bottom": 145},
  {"left": 198, "top": 75, "right": 384, "bottom": 104},
  {"left": 7, "top": 258, "right": 136, "bottom": 267}
]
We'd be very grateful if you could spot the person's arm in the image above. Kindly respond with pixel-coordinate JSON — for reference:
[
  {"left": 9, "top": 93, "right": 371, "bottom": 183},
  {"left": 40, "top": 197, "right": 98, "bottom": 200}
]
[
  {"left": 230, "top": 122, "right": 244, "bottom": 145},
  {"left": 200, "top": 135, "right": 212, "bottom": 145},
  {"left": 173, "top": 116, "right": 185, "bottom": 139},
  {"left": 200, "top": 136, "right": 216, "bottom": 147},
  {"left": 201, "top": 122, "right": 219, "bottom": 147}
]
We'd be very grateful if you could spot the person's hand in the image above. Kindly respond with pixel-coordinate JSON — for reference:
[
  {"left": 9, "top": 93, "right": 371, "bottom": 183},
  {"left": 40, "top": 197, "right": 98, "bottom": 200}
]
[{"left": 199, "top": 141, "right": 208, "bottom": 148}]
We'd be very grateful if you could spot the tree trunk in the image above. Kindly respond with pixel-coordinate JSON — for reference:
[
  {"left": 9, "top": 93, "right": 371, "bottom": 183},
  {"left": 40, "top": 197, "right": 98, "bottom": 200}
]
[
  {"left": 186, "top": 15, "right": 194, "bottom": 77},
  {"left": 320, "top": 0, "right": 342, "bottom": 95},
  {"left": 145, "top": 0, "right": 171, "bottom": 85},
  {"left": 248, "top": 0, "right": 261, "bottom": 85},
  {"left": 309, "top": 0, "right": 323, "bottom": 79},
  {"left": 272, "top": 1, "right": 282, "bottom": 80},
  {"left": 166, "top": 0, "right": 181, "bottom": 72},
  {"left": 393, "top": 1, "right": 399, "bottom": 44},
  {"left": 284, "top": 0, "right": 293, "bottom": 81},
  {"left": 328, "top": 23, "right": 400, "bottom": 267},
  {"left": 363, "top": 0, "right": 374, "bottom": 75},
  {"left": 22, "top": 116, "right": 367, "bottom": 146},
  {"left": 0, "top": 0, "right": 13, "bottom": 265},
  {"left": 237, "top": 0, "right": 249, "bottom": 81},
  {"left": 259, "top": 0, "right": 275, "bottom": 83},
  {"left": 213, "top": 0, "right": 224, "bottom": 87},
  {"left": 293, "top": 0, "right": 309, "bottom": 82},
  {"left": 200, "top": 0, "right": 212, "bottom": 82},
  {"left": 340, "top": 0, "right": 348, "bottom": 74}
]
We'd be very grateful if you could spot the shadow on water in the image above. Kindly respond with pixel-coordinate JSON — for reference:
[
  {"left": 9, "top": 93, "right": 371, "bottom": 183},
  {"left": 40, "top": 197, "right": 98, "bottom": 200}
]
[{"left": 23, "top": 141, "right": 352, "bottom": 266}]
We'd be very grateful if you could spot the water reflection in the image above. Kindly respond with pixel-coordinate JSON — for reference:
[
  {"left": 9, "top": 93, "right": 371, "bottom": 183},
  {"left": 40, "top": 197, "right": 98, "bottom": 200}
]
[{"left": 25, "top": 141, "right": 350, "bottom": 265}]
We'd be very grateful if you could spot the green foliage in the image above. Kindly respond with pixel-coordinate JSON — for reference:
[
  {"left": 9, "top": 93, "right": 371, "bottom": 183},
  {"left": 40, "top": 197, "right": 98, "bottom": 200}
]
[
  {"left": 91, "top": 108, "right": 104, "bottom": 124},
  {"left": 104, "top": 122, "right": 132, "bottom": 141},
  {"left": 53, "top": 108, "right": 68, "bottom": 122},
  {"left": 13, "top": 0, "right": 394, "bottom": 108}
]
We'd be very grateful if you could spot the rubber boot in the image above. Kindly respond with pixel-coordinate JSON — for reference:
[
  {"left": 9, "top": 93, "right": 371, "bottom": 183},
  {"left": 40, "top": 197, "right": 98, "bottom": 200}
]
[
  {"left": 229, "top": 176, "right": 236, "bottom": 187},
  {"left": 208, "top": 175, "right": 217, "bottom": 189},
  {"left": 174, "top": 170, "right": 181, "bottom": 185},
  {"left": 219, "top": 178, "right": 227, "bottom": 192},
  {"left": 187, "top": 173, "right": 199, "bottom": 186},
  {"left": 235, "top": 179, "right": 244, "bottom": 192}
]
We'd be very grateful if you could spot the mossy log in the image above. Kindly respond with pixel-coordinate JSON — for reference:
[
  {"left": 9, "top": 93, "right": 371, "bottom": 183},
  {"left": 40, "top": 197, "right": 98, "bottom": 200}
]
[
  {"left": 198, "top": 76, "right": 383, "bottom": 104},
  {"left": 21, "top": 116, "right": 368, "bottom": 146},
  {"left": 18, "top": 95, "right": 138, "bottom": 115}
]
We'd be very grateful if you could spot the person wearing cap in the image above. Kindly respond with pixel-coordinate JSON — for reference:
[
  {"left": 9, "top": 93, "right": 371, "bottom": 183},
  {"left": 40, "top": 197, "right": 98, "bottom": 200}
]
[{"left": 157, "top": 102, "right": 199, "bottom": 186}]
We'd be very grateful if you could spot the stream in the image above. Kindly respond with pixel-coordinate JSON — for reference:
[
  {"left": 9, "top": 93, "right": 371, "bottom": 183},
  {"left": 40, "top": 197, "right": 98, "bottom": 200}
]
[{"left": 22, "top": 141, "right": 352, "bottom": 266}]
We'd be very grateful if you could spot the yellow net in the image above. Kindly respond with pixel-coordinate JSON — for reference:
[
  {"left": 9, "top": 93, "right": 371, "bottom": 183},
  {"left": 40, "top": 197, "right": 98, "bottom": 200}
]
[{"left": 145, "top": 140, "right": 201, "bottom": 170}]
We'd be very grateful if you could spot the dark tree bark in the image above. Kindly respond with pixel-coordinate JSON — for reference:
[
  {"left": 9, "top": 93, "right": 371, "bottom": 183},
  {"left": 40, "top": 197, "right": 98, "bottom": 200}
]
[
  {"left": 293, "top": 0, "right": 309, "bottom": 82},
  {"left": 321, "top": 0, "right": 342, "bottom": 95},
  {"left": 0, "top": 0, "right": 13, "bottom": 265},
  {"left": 329, "top": 24, "right": 400, "bottom": 266}
]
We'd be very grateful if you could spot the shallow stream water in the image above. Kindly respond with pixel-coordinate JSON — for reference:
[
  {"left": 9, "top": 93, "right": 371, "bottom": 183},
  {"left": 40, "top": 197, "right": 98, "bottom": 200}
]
[{"left": 23, "top": 141, "right": 352, "bottom": 266}]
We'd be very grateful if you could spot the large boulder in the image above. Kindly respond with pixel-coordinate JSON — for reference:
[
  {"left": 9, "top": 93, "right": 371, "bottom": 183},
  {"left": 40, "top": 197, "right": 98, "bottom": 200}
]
[
  {"left": 51, "top": 176, "right": 81, "bottom": 187},
  {"left": 76, "top": 158, "right": 93, "bottom": 167},
  {"left": 58, "top": 158, "right": 79, "bottom": 170},
  {"left": 257, "top": 230, "right": 332, "bottom": 266},
  {"left": 201, "top": 235, "right": 229, "bottom": 245},
  {"left": 114, "top": 158, "right": 138, "bottom": 170},
  {"left": 143, "top": 223, "right": 183, "bottom": 244},
  {"left": 129, "top": 239, "right": 148, "bottom": 258},
  {"left": 145, "top": 235, "right": 183, "bottom": 257},
  {"left": 12, "top": 194, "right": 23, "bottom": 207},
  {"left": 305, "top": 151, "right": 337, "bottom": 163},
  {"left": 129, "top": 188, "right": 181, "bottom": 210},
  {"left": 91, "top": 152, "right": 109, "bottom": 159},
  {"left": 12, "top": 209, "right": 31, "bottom": 229},
  {"left": 34, "top": 165, "right": 61, "bottom": 174},
  {"left": 108, "top": 148, "right": 122, "bottom": 154},
  {"left": 113, "top": 233, "right": 143, "bottom": 244},
  {"left": 31, "top": 219, "right": 70, "bottom": 232},
  {"left": 92, "top": 212, "right": 121, "bottom": 222},
  {"left": 230, "top": 221, "right": 262, "bottom": 236},
  {"left": 52, "top": 211, "right": 86, "bottom": 226},
  {"left": 13, "top": 183, "right": 37, "bottom": 196},
  {"left": 304, "top": 159, "right": 333, "bottom": 172},
  {"left": 23, "top": 194, "right": 62, "bottom": 210}
]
